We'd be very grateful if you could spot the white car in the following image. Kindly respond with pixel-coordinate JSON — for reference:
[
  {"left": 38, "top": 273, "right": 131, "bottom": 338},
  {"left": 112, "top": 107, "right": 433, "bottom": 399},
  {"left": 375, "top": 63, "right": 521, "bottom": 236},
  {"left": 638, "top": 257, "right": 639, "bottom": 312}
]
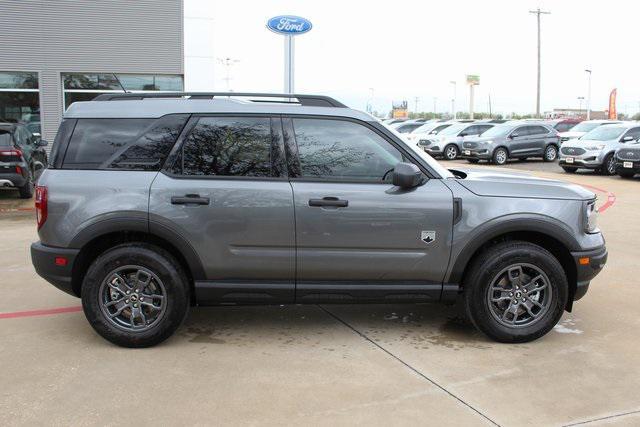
[
  {"left": 405, "top": 121, "right": 454, "bottom": 145},
  {"left": 558, "top": 120, "right": 621, "bottom": 143}
]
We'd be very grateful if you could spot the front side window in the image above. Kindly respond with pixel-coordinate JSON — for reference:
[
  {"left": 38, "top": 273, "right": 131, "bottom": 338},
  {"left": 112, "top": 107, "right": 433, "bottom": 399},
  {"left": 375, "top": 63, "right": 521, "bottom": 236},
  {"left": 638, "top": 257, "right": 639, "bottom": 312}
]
[
  {"left": 623, "top": 127, "right": 640, "bottom": 140},
  {"left": 180, "top": 117, "right": 273, "bottom": 177},
  {"left": 293, "top": 118, "right": 403, "bottom": 182}
]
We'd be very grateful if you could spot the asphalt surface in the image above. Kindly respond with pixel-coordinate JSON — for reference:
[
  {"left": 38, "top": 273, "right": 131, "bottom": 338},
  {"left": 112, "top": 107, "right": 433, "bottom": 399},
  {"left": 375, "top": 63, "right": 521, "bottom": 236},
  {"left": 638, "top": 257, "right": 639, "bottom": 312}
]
[{"left": 1, "top": 160, "right": 639, "bottom": 426}]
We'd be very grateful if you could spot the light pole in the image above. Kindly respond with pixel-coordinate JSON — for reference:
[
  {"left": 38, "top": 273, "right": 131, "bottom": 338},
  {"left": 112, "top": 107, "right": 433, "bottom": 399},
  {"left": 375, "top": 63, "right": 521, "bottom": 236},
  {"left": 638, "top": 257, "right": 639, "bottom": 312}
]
[
  {"left": 217, "top": 57, "right": 240, "bottom": 91},
  {"left": 450, "top": 81, "right": 456, "bottom": 119},
  {"left": 414, "top": 96, "right": 420, "bottom": 113},
  {"left": 577, "top": 96, "right": 584, "bottom": 116},
  {"left": 585, "top": 69, "right": 592, "bottom": 120},
  {"left": 530, "top": 8, "right": 550, "bottom": 118},
  {"left": 433, "top": 97, "right": 438, "bottom": 116},
  {"left": 366, "top": 88, "right": 374, "bottom": 114}
]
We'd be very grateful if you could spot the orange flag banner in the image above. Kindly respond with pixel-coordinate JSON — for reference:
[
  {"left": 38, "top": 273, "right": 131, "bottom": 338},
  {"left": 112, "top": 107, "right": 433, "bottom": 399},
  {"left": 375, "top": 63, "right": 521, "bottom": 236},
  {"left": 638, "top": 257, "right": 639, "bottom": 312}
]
[{"left": 608, "top": 89, "right": 617, "bottom": 119}]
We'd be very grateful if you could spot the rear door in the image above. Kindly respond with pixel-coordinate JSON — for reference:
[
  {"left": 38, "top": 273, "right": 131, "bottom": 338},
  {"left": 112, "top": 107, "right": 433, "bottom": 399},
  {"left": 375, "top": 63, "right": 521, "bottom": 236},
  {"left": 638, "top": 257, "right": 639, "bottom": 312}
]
[
  {"left": 149, "top": 115, "right": 296, "bottom": 304},
  {"left": 285, "top": 117, "right": 453, "bottom": 303},
  {"left": 527, "top": 125, "right": 553, "bottom": 156}
]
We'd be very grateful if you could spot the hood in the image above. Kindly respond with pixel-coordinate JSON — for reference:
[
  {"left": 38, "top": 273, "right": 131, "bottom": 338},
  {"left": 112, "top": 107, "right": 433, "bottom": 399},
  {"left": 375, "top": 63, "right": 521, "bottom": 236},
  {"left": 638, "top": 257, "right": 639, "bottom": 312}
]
[
  {"left": 559, "top": 131, "right": 586, "bottom": 138},
  {"left": 450, "top": 168, "right": 594, "bottom": 200}
]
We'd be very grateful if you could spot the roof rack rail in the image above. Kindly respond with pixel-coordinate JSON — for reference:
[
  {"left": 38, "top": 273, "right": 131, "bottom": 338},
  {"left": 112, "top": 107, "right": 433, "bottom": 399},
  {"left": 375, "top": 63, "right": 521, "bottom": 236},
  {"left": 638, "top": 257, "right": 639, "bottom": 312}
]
[{"left": 92, "top": 92, "right": 347, "bottom": 108}]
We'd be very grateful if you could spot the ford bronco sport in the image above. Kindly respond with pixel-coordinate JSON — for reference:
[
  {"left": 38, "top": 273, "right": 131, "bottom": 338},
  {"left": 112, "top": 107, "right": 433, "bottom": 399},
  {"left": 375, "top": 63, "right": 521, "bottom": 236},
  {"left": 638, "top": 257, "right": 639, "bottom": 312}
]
[{"left": 31, "top": 93, "right": 607, "bottom": 347}]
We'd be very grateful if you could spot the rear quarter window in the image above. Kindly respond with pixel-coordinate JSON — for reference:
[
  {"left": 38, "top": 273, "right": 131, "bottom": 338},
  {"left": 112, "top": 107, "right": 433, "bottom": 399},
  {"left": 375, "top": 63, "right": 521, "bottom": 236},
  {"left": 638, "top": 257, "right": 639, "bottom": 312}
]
[{"left": 61, "top": 115, "right": 189, "bottom": 170}]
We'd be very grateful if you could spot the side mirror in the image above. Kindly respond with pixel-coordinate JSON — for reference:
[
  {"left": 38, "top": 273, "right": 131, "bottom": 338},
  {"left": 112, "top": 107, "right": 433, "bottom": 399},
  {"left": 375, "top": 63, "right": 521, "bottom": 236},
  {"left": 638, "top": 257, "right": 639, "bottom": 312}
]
[
  {"left": 392, "top": 162, "right": 423, "bottom": 188},
  {"left": 37, "top": 139, "right": 48, "bottom": 147},
  {"left": 510, "top": 132, "right": 519, "bottom": 139},
  {"left": 459, "top": 132, "right": 467, "bottom": 137},
  {"left": 621, "top": 136, "right": 634, "bottom": 143}
]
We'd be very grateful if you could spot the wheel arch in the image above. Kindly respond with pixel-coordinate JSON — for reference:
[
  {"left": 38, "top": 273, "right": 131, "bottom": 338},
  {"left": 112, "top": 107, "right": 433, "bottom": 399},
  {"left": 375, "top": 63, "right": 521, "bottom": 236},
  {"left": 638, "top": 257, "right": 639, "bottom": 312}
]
[
  {"left": 69, "top": 222, "right": 205, "bottom": 299},
  {"left": 448, "top": 219, "right": 578, "bottom": 310}
]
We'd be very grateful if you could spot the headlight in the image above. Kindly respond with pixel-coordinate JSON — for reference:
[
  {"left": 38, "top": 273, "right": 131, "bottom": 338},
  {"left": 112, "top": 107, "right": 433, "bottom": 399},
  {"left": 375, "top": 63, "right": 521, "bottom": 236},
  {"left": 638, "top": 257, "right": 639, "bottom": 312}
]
[
  {"left": 485, "top": 140, "right": 494, "bottom": 145},
  {"left": 585, "top": 144, "right": 605, "bottom": 151},
  {"left": 585, "top": 200, "right": 599, "bottom": 233}
]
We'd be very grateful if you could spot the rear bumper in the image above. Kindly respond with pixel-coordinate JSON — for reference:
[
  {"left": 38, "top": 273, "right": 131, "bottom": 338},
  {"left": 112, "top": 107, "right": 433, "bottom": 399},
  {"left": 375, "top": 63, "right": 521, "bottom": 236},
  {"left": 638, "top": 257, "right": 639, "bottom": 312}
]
[
  {"left": 31, "top": 242, "right": 80, "bottom": 297},
  {"left": 0, "top": 172, "right": 26, "bottom": 188},
  {"left": 571, "top": 245, "right": 607, "bottom": 301}
]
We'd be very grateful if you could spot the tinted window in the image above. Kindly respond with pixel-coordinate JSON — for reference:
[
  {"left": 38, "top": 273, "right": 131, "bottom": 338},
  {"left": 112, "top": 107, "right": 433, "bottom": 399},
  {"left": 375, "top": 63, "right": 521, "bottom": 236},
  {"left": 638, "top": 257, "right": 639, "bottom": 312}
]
[
  {"left": 0, "top": 129, "right": 12, "bottom": 146},
  {"left": 396, "top": 123, "right": 422, "bottom": 133},
  {"left": 62, "top": 115, "right": 188, "bottom": 170},
  {"left": 555, "top": 122, "right": 577, "bottom": 132},
  {"left": 528, "top": 126, "right": 549, "bottom": 135},
  {"left": 623, "top": 127, "right": 640, "bottom": 140},
  {"left": 512, "top": 127, "right": 528, "bottom": 137},
  {"left": 477, "top": 125, "right": 493, "bottom": 135},
  {"left": 293, "top": 118, "right": 403, "bottom": 181},
  {"left": 180, "top": 117, "right": 273, "bottom": 177}
]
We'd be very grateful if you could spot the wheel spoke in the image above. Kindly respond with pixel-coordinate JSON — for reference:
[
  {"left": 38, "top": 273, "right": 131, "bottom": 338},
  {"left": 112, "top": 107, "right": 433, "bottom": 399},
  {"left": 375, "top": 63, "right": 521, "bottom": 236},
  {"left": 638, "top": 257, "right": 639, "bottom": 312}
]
[
  {"left": 507, "top": 266, "right": 524, "bottom": 287},
  {"left": 135, "top": 270, "right": 153, "bottom": 292},
  {"left": 529, "top": 298, "right": 544, "bottom": 309},
  {"left": 109, "top": 304, "right": 127, "bottom": 318},
  {"left": 104, "top": 298, "right": 125, "bottom": 308}
]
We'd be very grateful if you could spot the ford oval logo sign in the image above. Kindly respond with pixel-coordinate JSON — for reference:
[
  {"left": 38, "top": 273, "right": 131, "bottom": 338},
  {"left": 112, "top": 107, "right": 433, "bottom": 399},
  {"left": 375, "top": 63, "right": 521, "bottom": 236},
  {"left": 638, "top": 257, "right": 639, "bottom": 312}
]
[{"left": 267, "top": 15, "right": 312, "bottom": 35}]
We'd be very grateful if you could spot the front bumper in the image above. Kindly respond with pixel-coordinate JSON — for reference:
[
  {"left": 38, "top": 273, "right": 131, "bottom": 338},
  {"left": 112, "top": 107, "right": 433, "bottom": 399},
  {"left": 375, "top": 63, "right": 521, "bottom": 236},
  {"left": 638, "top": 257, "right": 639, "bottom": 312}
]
[
  {"left": 570, "top": 244, "right": 607, "bottom": 302},
  {"left": 461, "top": 148, "right": 492, "bottom": 160},
  {"left": 558, "top": 150, "right": 605, "bottom": 169},
  {"left": 614, "top": 159, "right": 640, "bottom": 174},
  {"left": 31, "top": 242, "right": 80, "bottom": 297}
]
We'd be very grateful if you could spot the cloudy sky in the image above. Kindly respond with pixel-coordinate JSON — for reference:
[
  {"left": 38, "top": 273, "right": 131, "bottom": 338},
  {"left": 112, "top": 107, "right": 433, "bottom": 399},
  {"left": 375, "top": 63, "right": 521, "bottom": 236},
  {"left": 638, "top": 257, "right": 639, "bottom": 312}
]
[{"left": 185, "top": 0, "right": 640, "bottom": 117}]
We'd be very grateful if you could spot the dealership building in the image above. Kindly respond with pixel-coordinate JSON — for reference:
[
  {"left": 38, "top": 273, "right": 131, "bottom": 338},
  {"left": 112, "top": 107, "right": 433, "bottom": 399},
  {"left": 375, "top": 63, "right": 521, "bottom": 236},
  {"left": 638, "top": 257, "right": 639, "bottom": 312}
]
[{"left": 0, "top": 0, "right": 184, "bottom": 144}]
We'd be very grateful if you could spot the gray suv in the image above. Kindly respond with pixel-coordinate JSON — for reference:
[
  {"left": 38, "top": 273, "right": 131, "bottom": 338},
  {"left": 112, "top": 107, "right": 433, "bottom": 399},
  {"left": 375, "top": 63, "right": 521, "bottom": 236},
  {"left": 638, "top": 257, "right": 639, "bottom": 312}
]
[
  {"left": 462, "top": 122, "right": 561, "bottom": 165},
  {"left": 31, "top": 93, "right": 607, "bottom": 347}
]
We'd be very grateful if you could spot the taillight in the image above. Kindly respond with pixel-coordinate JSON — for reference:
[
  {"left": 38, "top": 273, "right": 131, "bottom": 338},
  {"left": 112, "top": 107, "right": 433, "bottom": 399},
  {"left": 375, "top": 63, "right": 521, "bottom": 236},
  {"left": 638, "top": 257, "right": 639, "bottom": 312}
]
[
  {"left": 0, "top": 149, "right": 22, "bottom": 157},
  {"left": 35, "top": 186, "right": 48, "bottom": 230},
  {"left": 15, "top": 165, "right": 22, "bottom": 175}
]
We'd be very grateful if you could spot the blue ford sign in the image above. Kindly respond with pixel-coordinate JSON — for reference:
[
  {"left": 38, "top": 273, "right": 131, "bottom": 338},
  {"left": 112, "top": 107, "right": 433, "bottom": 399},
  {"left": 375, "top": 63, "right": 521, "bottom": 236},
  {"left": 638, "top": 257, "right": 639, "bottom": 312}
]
[{"left": 267, "top": 15, "right": 312, "bottom": 35}]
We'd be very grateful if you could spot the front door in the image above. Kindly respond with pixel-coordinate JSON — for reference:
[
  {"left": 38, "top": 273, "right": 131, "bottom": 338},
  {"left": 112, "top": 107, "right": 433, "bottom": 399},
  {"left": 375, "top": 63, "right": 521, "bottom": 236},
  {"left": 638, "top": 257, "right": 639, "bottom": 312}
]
[
  {"left": 285, "top": 117, "right": 453, "bottom": 303},
  {"left": 149, "top": 115, "right": 295, "bottom": 304}
]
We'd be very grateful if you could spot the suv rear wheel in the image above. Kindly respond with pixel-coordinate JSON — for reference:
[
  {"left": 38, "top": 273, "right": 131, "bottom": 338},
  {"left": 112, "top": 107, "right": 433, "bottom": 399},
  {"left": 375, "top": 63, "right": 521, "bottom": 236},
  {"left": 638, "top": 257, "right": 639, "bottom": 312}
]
[
  {"left": 463, "top": 241, "right": 568, "bottom": 343},
  {"left": 443, "top": 144, "right": 459, "bottom": 160},
  {"left": 81, "top": 243, "right": 190, "bottom": 348},
  {"left": 492, "top": 147, "right": 508, "bottom": 165}
]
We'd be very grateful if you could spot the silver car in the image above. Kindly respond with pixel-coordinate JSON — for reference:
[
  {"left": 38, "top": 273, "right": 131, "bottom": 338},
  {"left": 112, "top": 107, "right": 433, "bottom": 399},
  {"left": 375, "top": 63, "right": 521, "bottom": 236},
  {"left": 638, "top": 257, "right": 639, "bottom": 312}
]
[
  {"left": 420, "top": 122, "right": 494, "bottom": 160},
  {"left": 31, "top": 92, "right": 606, "bottom": 347},
  {"left": 559, "top": 123, "right": 640, "bottom": 175}
]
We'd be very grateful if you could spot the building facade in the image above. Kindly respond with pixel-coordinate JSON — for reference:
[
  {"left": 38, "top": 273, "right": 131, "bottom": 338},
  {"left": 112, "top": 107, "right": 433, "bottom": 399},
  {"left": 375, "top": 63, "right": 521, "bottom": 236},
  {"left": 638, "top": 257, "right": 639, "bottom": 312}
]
[{"left": 0, "top": 0, "right": 184, "bottom": 143}]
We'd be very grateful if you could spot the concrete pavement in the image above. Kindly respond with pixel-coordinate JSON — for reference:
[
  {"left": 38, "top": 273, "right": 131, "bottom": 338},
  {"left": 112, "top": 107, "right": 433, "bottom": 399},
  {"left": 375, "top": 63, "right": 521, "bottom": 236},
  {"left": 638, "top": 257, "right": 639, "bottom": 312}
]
[{"left": 0, "top": 162, "right": 638, "bottom": 426}]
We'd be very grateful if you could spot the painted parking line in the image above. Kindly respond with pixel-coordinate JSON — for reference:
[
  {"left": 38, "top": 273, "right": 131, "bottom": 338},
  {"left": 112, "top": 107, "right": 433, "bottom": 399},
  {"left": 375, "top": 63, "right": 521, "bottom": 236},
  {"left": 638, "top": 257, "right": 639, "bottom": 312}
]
[
  {"left": 572, "top": 182, "right": 616, "bottom": 213},
  {"left": 0, "top": 305, "right": 82, "bottom": 319},
  {"left": 0, "top": 207, "right": 34, "bottom": 213}
]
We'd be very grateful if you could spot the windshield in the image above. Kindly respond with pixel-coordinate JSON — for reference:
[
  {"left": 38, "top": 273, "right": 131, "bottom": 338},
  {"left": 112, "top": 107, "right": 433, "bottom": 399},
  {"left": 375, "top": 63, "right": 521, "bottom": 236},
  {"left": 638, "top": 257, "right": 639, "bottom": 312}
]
[
  {"left": 438, "top": 123, "right": 467, "bottom": 136},
  {"left": 581, "top": 126, "right": 626, "bottom": 141},
  {"left": 479, "top": 124, "right": 512, "bottom": 138},
  {"left": 386, "top": 126, "right": 453, "bottom": 178},
  {"left": 412, "top": 122, "right": 439, "bottom": 134},
  {"left": 570, "top": 122, "right": 606, "bottom": 133}
]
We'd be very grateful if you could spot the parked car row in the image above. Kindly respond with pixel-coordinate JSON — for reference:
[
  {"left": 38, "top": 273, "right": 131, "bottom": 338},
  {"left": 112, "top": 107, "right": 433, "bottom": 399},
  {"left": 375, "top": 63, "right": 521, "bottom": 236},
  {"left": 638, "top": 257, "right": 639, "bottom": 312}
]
[{"left": 0, "top": 121, "right": 49, "bottom": 198}]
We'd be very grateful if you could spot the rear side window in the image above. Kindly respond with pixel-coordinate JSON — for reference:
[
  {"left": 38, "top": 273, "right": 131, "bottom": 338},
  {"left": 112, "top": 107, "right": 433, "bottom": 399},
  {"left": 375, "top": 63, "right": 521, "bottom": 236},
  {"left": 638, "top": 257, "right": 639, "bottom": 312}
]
[
  {"left": 0, "top": 129, "right": 13, "bottom": 146},
  {"left": 555, "top": 122, "right": 576, "bottom": 132},
  {"left": 178, "top": 117, "right": 273, "bottom": 177},
  {"left": 62, "top": 115, "right": 188, "bottom": 170},
  {"left": 528, "top": 125, "right": 550, "bottom": 135},
  {"left": 293, "top": 118, "right": 403, "bottom": 182}
]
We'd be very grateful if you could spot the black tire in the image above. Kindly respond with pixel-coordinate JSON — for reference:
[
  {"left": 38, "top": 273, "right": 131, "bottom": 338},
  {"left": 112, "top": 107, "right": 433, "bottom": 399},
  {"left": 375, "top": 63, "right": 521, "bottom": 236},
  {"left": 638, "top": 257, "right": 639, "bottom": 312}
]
[
  {"left": 81, "top": 243, "right": 190, "bottom": 348},
  {"left": 618, "top": 171, "right": 635, "bottom": 179},
  {"left": 462, "top": 241, "right": 568, "bottom": 343},
  {"left": 562, "top": 166, "right": 577, "bottom": 173},
  {"left": 443, "top": 144, "right": 459, "bottom": 160},
  {"left": 492, "top": 147, "right": 508, "bottom": 165},
  {"left": 18, "top": 172, "right": 34, "bottom": 199},
  {"left": 599, "top": 153, "right": 616, "bottom": 176},
  {"left": 466, "top": 159, "right": 480, "bottom": 164},
  {"left": 543, "top": 145, "right": 558, "bottom": 162}
]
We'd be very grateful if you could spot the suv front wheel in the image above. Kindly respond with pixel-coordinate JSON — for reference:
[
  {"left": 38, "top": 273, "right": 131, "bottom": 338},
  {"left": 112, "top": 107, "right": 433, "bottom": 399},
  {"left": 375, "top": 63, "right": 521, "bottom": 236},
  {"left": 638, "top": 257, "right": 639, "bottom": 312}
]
[
  {"left": 543, "top": 145, "right": 558, "bottom": 162},
  {"left": 463, "top": 241, "right": 568, "bottom": 343},
  {"left": 492, "top": 147, "right": 508, "bottom": 165},
  {"left": 81, "top": 243, "right": 190, "bottom": 348}
]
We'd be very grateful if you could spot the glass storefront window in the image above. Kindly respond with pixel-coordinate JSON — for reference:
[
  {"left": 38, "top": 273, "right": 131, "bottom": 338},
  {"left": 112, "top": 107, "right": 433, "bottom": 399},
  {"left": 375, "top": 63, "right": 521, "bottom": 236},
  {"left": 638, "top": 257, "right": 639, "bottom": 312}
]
[
  {"left": 62, "top": 73, "right": 183, "bottom": 109},
  {"left": 0, "top": 72, "right": 40, "bottom": 133}
]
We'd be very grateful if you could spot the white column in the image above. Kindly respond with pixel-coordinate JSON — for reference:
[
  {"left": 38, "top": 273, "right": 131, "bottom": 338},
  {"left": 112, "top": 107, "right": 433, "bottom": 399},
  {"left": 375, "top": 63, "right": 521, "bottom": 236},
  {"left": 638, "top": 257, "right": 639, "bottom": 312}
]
[{"left": 284, "top": 35, "right": 294, "bottom": 93}]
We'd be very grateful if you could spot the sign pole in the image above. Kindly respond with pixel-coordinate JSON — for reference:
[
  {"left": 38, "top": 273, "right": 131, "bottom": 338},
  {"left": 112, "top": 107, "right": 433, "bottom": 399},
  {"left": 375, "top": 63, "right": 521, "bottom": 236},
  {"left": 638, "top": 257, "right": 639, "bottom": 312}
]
[{"left": 284, "top": 35, "right": 294, "bottom": 93}]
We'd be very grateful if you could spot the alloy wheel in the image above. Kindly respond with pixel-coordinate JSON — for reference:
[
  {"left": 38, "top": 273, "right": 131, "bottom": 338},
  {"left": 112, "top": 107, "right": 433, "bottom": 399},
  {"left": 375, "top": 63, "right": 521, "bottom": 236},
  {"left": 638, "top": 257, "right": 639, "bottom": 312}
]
[
  {"left": 545, "top": 146, "right": 557, "bottom": 161},
  {"left": 486, "top": 263, "right": 552, "bottom": 328},
  {"left": 445, "top": 145, "right": 458, "bottom": 160},
  {"left": 494, "top": 149, "right": 507, "bottom": 165},
  {"left": 98, "top": 265, "right": 167, "bottom": 332}
]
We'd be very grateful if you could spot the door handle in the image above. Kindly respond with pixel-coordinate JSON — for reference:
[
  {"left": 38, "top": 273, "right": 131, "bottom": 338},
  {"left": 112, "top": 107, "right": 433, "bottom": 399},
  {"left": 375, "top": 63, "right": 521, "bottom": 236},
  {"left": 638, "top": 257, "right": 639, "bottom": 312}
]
[
  {"left": 171, "top": 194, "right": 210, "bottom": 205},
  {"left": 309, "top": 197, "right": 348, "bottom": 208}
]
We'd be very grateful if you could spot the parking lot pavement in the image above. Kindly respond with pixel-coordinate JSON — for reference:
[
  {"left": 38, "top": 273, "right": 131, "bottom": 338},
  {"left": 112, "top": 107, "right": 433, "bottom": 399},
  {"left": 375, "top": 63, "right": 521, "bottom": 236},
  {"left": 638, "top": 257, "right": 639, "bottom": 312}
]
[{"left": 1, "top": 161, "right": 639, "bottom": 426}]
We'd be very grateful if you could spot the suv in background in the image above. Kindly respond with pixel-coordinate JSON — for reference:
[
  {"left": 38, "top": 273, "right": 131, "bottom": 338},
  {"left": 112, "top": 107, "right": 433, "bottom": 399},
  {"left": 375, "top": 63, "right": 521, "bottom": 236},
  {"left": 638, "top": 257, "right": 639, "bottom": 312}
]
[
  {"left": 558, "top": 120, "right": 621, "bottom": 144},
  {"left": 0, "top": 122, "right": 48, "bottom": 198},
  {"left": 559, "top": 123, "right": 640, "bottom": 175},
  {"left": 419, "top": 122, "right": 494, "bottom": 160},
  {"left": 462, "top": 122, "right": 560, "bottom": 165},
  {"left": 614, "top": 141, "right": 640, "bottom": 178},
  {"left": 32, "top": 93, "right": 606, "bottom": 347}
]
